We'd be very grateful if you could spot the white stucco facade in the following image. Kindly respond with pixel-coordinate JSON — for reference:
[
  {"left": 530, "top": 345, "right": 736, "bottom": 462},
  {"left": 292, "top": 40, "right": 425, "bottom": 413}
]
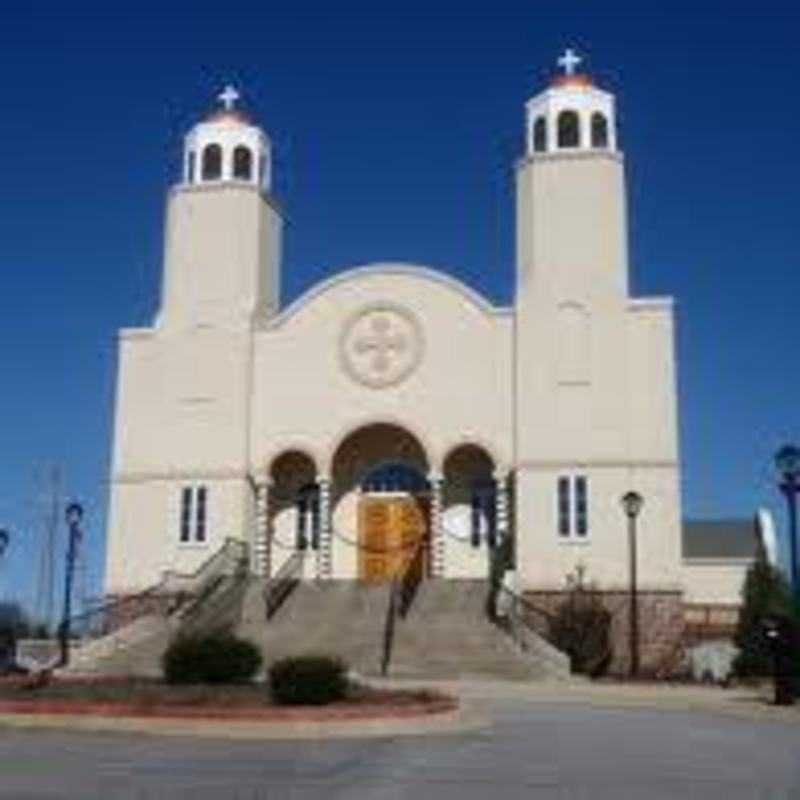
[{"left": 105, "top": 65, "right": 687, "bottom": 602}]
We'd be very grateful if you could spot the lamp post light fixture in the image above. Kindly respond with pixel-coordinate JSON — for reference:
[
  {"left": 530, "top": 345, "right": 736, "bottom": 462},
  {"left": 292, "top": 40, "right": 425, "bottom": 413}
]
[
  {"left": 58, "top": 501, "right": 84, "bottom": 668},
  {"left": 621, "top": 490, "right": 644, "bottom": 678},
  {"left": 775, "top": 444, "right": 800, "bottom": 599}
]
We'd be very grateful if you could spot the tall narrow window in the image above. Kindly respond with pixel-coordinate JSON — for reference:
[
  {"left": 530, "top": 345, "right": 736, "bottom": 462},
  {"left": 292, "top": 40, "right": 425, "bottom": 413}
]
[
  {"left": 533, "top": 116, "right": 547, "bottom": 153},
  {"left": 557, "top": 110, "right": 580, "bottom": 149},
  {"left": 179, "top": 486, "right": 209, "bottom": 543},
  {"left": 233, "top": 145, "right": 252, "bottom": 180},
  {"left": 575, "top": 476, "right": 588, "bottom": 537},
  {"left": 201, "top": 143, "right": 222, "bottom": 180},
  {"left": 557, "top": 476, "right": 589, "bottom": 538},
  {"left": 591, "top": 113, "right": 609, "bottom": 148},
  {"left": 557, "top": 477, "right": 571, "bottom": 537},
  {"left": 180, "top": 487, "right": 193, "bottom": 543},
  {"left": 195, "top": 486, "right": 207, "bottom": 543}
]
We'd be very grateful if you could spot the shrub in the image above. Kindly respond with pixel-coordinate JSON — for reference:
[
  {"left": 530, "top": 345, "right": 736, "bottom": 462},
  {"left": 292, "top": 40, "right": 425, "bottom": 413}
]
[
  {"left": 733, "top": 544, "right": 796, "bottom": 679},
  {"left": 548, "top": 588, "right": 612, "bottom": 677},
  {"left": 162, "top": 632, "right": 262, "bottom": 684},
  {"left": 269, "top": 655, "right": 348, "bottom": 705}
]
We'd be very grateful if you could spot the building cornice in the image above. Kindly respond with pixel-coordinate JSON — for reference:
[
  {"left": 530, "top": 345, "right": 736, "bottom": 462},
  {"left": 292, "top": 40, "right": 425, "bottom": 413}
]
[
  {"left": 170, "top": 182, "right": 284, "bottom": 216},
  {"left": 628, "top": 297, "right": 675, "bottom": 312},
  {"left": 516, "top": 150, "right": 624, "bottom": 171},
  {"left": 113, "top": 468, "right": 248, "bottom": 484},
  {"left": 515, "top": 459, "right": 678, "bottom": 471}
]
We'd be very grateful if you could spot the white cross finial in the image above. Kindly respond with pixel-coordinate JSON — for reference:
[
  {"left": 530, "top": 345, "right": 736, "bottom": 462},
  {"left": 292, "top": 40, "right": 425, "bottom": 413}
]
[
  {"left": 557, "top": 48, "right": 582, "bottom": 76},
  {"left": 218, "top": 84, "right": 240, "bottom": 111}
]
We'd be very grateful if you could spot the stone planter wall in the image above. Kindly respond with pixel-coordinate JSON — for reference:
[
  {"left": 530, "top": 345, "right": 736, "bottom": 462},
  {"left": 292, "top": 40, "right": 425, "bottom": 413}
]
[{"left": 522, "top": 589, "right": 686, "bottom": 676}]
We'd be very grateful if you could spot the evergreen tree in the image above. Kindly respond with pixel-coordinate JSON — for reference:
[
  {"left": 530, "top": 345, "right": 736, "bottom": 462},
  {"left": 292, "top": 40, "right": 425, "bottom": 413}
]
[{"left": 733, "top": 544, "right": 795, "bottom": 678}]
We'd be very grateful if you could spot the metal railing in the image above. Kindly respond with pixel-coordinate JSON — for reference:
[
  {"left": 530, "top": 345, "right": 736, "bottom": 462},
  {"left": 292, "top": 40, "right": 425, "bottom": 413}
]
[
  {"left": 68, "top": 538, "right": 249, "bottom": 643},
  {"left": 264, "top": 550, "right": 306, "bottom": 619},
  {"left": 381, "top": 537, "right": 427, "bottom": 676}
]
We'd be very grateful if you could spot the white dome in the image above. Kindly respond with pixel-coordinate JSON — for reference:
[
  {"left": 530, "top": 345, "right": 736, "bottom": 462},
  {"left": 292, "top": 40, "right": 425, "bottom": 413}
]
[
  {"left": 182, "top": 87, "right": 272, "bottom": 191},
  {"left": 524, "top": 52, "right": 618, "bottom": 157}
]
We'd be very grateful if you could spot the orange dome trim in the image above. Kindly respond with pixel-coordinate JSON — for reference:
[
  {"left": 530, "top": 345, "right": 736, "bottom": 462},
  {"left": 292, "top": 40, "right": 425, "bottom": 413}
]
[
  {"left": 204, "top": 109, "right": 252, "bottom": 125},
  {"left": 551, "top": 73, "right": 594, "bottom": 89}
]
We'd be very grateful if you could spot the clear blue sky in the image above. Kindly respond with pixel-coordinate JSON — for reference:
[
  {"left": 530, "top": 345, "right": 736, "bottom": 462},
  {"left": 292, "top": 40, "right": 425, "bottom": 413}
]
[{"left": 0, "top": 1, "right": 798, "bottom": 616}]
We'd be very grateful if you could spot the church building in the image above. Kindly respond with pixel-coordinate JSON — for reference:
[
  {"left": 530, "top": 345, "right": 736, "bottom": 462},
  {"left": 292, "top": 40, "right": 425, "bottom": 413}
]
[{"left": 103, "top": 53, "right": 741, "bottom": 671}]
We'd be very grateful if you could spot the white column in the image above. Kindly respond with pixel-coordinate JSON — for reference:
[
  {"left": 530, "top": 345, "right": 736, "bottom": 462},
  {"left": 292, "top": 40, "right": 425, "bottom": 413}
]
[
  {"left": 253, "top": 480, "right": 270, "bottom": 578},
  {"left": 495, "top": 474, "right": 509, "bottom": 547},
  {"left": 429, "top": 473, "right": 445, "bottom": 578},
  {"left": 316, "top": 477, "right": 332, "bottom": 580}
]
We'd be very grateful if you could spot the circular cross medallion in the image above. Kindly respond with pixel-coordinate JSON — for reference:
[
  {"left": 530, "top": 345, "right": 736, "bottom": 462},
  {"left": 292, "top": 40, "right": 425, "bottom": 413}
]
[{"left": 340, "top": 304, "right": 423, "bottom": 389}]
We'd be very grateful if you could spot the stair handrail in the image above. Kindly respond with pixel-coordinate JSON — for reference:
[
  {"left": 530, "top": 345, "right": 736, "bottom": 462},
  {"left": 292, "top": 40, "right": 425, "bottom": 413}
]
[
  {"left": 264, "top": 549, "right": 306, "bottom": 618},
  {"left": 66, "top": 538, "right": 249, "bottom": 642},
  {"left": 381, "top": 536, "right": 427, "bottom": 676}
]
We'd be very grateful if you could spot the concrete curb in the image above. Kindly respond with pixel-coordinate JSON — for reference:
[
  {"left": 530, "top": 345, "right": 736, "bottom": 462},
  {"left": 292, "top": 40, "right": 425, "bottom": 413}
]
[{"left": 0, "top": 705, "right": 487, "bottom": 740}]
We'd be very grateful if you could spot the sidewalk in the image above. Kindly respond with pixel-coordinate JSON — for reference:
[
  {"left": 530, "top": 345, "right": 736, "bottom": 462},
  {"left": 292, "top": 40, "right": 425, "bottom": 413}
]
[{"left": 372, "top": 677, "right": 800, "bottom": 725}]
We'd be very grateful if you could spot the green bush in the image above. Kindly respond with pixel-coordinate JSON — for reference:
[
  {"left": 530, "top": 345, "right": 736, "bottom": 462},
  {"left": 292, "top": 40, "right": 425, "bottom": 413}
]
[
  {"left": 733, "top": 544, "right": 799, "bottom": 688},
  {"left": 548, "top": 588, "right": 612, "bottom": 677},
  {"left": 269, "top": 655, "right": 348, "bottom": 705},
  {"left": 162, "top": 632, "right": 262, "bottom": 684}
]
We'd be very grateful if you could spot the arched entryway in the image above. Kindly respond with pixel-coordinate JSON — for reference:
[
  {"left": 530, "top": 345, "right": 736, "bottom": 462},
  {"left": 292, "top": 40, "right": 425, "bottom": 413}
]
[
  {"left": 330, "top": 423, "right": 431, "bottom": 583},
  {"left": 441, "top": 444, "right": 501, "bottom": 579},
  {"left": 268, "top": 450, "right": 318, "bottom": 579}
]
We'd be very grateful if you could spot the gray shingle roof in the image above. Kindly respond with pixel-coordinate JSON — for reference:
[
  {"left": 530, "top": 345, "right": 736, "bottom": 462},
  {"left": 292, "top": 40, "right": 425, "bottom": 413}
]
[{"left": 682, "top": 519, "right": 757, "bottom": 560}]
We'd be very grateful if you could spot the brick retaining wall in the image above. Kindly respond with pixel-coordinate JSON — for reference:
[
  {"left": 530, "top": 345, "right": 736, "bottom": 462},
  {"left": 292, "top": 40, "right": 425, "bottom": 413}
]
[{"left": 522, "top": 589, "right": 686, "bottom": 676}]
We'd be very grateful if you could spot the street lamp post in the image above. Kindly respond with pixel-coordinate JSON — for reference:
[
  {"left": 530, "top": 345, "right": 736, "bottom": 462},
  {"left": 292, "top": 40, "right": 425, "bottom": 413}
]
[
  {"left": 775, "top": 445, "right": 800, "bottom": 599},
  {"left": 57, "top": 502, "right": 83, "bottom": 668},
  {"left": 621, "top": 491, "right": 644, "bottom": 678}
]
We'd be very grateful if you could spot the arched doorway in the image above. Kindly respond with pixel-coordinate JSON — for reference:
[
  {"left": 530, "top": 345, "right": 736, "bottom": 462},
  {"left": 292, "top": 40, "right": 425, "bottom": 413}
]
[
  {"left": 330, "top": 423, "right": 430, "bottom": 583},
  {"left": 269, "top": 450, "right": 318, "bottom": 578},
  {"left": 442, "top": 444, "right": 496, "bottom": 579}
]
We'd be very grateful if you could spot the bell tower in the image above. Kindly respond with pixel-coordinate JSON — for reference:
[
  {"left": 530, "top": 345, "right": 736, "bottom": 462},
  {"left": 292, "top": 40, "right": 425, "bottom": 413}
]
[
  {"left": 514, "top": 51, "right": 632, "bottom": 469},
  {"left": 158, "top": 86, "right": 282, "bottom": 330},
  {"left": 516, "top": 50, "right": 627, "bottom": 304},
  {"left": 513, "top": 51, "right": 681, "bottom": 594}
]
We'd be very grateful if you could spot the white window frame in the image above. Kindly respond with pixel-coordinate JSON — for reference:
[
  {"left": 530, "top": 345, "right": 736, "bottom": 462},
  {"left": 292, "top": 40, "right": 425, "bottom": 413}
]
[{"left": 557, "top": 474, "right": 590, "bottom": 541}]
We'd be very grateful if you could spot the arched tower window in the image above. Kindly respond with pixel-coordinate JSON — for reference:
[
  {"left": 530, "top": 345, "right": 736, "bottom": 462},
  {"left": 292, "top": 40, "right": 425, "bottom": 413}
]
[
  {"left": 201, "top": 143, "right": 222, "bottom": 181},
  {"left": 591, "top": 112, "right": 609, "bottom": 148},
  {"left": 233, "top": 145, "right": 253, "bottom": 180},
  {"left": 187, "top": 151, "right": 196, "bottom": 183},
  {"left": 533, "top": 116, "right": 547, "bottom": 153},
  {"left": 557, "top": 110, "right": 580, "bottom": 149}
]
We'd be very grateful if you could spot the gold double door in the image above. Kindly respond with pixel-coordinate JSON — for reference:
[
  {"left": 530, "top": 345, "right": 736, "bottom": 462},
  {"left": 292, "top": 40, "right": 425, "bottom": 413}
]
[{"left": 358, "top": 494, "right": 429, "bottom": 583}]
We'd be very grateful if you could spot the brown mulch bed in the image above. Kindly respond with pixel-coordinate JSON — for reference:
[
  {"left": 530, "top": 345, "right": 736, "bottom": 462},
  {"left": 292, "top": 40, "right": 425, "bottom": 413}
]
[{"left": 0, "top": 678, "right": 457, "bottom": 722}]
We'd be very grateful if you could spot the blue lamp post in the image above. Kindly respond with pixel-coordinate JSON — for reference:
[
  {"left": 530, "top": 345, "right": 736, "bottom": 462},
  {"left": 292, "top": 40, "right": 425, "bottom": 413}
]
[
  {"left": 57, "top": 502, "right": 83, "bottom": 668},
  {"left": 775, "top": 445, "right": 800, "bottom": 599}
]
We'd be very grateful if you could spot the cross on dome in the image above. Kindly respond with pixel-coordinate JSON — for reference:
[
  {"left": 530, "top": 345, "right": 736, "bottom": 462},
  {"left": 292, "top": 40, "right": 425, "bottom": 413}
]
[
  {"left": 557, "top": 48, "right": 583, "bottom": 76},
  {"left": 218, "top": 84, "right": 241, "bottom": 111}
]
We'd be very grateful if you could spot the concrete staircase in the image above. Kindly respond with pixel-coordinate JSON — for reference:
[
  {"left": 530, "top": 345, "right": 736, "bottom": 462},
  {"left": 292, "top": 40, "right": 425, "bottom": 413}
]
[
  {"left": 389, "top": 580, "right": 565, "bottom": 680},
  {"left": 65, "top": 573, "right": 251, "bottom": 677},
  {"left": 238, "top": 579, "right": 570, "bottom": 681},
  {"left": 62, "top": 568, "right": 569, "bottom": 681},
  {"left": 238, "top": 580, "right": 390, "bottom": 676}
]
